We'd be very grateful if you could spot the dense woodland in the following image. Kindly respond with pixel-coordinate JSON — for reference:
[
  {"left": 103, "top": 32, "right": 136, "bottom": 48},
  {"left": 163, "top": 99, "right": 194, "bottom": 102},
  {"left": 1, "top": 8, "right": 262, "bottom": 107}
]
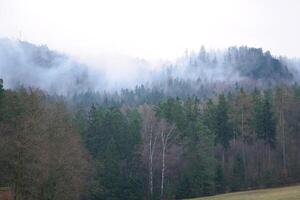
[
  {"left": 1, "top": 41, "right": 300, "bottom": 200},
  {"left": 2, "top": 81, "right": 300, "bottom": 199}
]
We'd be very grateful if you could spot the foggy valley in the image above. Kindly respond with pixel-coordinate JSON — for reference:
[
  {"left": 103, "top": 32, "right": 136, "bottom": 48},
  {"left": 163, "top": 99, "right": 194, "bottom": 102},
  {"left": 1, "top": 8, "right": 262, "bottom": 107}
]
[{"left": 1, "top": 0, "right": 300, "bottom": 200}]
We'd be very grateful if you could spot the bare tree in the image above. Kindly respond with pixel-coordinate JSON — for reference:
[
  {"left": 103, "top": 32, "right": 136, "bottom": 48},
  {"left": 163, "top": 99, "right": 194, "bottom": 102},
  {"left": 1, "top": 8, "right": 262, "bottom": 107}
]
[
  {"left": 159, "top": 119, "right": 176, "bottom": 200},
  {"left": 139, "top": 105, "right": 159, "bottom": 199},
  {"left": 139, "top": 105, "right": 178, "bottom": 200},
  {"left": 0, "top": 90, "right": 89, "bottom": 200}
]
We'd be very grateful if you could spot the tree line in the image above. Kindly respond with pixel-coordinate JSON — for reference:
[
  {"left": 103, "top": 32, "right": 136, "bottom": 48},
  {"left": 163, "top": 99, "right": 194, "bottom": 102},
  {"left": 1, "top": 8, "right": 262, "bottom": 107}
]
[{"left": 1, "top": 79, "right": 300, "bottom": 199}]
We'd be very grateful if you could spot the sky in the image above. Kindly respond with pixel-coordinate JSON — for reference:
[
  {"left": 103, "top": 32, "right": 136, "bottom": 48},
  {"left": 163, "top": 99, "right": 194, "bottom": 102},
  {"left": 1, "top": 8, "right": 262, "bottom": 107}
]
[{"left": 0, "top": 0, "right": 300, "bottom": 61}]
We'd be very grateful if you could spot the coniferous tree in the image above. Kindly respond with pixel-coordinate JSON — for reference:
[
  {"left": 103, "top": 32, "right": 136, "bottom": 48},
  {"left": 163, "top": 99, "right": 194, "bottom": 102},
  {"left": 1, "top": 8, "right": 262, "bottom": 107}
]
[{"left": 215, "top": 94, "right": 233, "bottom": 168}]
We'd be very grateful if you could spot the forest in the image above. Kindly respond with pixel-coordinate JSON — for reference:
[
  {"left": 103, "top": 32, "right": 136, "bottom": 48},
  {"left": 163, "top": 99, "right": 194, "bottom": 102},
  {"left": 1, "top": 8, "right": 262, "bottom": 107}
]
[{"left": 1, "top": 40, "right": 300, "bottom": 200}]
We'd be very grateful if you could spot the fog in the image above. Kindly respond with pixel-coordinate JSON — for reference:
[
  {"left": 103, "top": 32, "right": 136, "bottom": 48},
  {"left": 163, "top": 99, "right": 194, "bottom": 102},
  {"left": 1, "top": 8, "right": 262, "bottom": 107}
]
[
  {"left": 0, "top": 39, "right": 239, "bottom": 94},
  {"left": 0, "top": 38, "right": 102, "bottom": 94},
  {"left": 0, "top": 38, "right": 169, "bottom": 94},
  {"left": 1, "top": 0, "right": 300, "bottom": 60},
  {"left": 0, "top": 38, "right": 298, "bottom": 96},
  {"left": 1, "top": 0, "right": 300, "bottom": 95}
]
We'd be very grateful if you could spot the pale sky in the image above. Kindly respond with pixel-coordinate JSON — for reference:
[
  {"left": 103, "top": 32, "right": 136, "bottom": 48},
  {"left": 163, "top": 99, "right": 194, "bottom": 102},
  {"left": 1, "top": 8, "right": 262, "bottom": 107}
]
[{"left": 0, "top": 0, "right": 300, "bottom": 60}]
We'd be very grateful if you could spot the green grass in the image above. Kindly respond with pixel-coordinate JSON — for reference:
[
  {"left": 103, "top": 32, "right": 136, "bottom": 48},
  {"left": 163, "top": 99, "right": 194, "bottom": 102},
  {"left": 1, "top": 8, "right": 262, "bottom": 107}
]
[{"left": 188, "top": 185, "right": 300, "bottom": 200}]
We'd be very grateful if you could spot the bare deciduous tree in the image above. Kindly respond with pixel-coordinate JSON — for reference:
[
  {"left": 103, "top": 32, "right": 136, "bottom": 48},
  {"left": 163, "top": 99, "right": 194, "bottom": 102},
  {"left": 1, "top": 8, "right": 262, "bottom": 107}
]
[
  {"left": 159, "top": 119, "right": 176, "bottom": 200},
  {"left": 139, "top": 105, "right": 159, "bottom": 198}
]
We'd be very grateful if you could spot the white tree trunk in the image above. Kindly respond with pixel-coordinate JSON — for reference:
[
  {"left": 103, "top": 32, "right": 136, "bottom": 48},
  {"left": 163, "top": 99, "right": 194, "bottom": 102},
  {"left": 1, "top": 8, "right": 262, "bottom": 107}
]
[
  {"left": 160, "top": 125, "right": 175, "bottom": 200},
  {"left": 149, "top": 125, "right": 158, "bottom": 197}
]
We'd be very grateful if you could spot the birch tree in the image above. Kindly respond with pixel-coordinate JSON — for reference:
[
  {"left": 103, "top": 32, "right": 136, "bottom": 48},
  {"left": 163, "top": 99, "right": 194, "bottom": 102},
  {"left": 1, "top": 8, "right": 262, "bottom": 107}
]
[
  {"left": 139, "top": 105, "right": 159, "bottom": 198},
  {"left": 159, "top": 119, "right": 176, "bottom": 200}
]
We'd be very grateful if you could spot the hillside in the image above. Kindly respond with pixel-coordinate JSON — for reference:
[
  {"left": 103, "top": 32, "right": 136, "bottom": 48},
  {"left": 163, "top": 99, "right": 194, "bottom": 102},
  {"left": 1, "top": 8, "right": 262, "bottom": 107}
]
[
  {"left": 0, "top": 39, "right": 298, "bottom": 97},
  {"left": 0, "top": 38, "right": 98, "bottom": 94},
  {"left": 188, "top": 185, "right": 300, "bottom": 200},
  {"left": 1, "top": 41, "right": 300, "bottom": 199}
]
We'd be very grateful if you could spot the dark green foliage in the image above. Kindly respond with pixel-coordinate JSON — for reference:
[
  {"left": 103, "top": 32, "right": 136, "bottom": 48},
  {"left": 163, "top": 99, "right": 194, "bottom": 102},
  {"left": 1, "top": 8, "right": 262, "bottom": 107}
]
[
  {"left": 215, "top": 164, "right": 226, "bottom": 193},
  {"left": 85, "top": 106, "right": 143, "bottom": 200},
  {"left": 1, "top": 42, "right": 300, "bottom": 200},
  {"left": 203, "top": 99, "right": 217, "bottom": 132},
  {"left": 231, "top": 153, "right": 245, "bottom": 191},
  {"left": 156, "top": 97, "right": 185, "bottom": 127},
  {"left": 253, "top": 92, "right": 276, "bottom": 147},
  {"left": 73, "top": 108, "right": 88, "bottom": 138},
  {"left": 176, "top": 175, "right": 191, "bottom": 199},
  {"left": 226, "top": 46, "right": 292, "bottom": 80},
  {"left": 3, "top": 74, "right": 300, "bottom": 200},
  {"left": 215, "top": 94, "right": 233, "bottom": 149},
  {"left": 177, "top": 121, "right": 216, "bottom": 199},
  {"left": 184, "top": 122, "right": 216, "bottom": 197}
]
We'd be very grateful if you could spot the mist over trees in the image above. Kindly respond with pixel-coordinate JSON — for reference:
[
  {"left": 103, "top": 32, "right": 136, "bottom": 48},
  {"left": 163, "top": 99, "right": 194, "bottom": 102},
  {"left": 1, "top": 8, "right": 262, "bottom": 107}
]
[
  {"left": 0, "top": 39, "right": 299, "bottom": 98},
  {"left": 1, "top": 39, "right": 300, "bottom": 199},
  {"left": 0, "top": 38, "right": 102, "bottom": 95}
]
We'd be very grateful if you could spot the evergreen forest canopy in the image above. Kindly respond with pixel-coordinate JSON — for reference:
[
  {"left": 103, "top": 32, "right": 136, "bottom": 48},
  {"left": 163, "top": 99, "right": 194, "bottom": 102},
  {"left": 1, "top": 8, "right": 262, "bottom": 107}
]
[{"left": 1, "top": 39, "right": 300, "bottom": 200}]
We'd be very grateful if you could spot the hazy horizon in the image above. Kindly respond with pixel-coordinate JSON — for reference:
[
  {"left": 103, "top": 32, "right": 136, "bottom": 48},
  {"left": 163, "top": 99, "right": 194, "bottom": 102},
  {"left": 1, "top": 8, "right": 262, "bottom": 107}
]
[
  {"left": 1, "top": 0, "right": 300, "bottom": 63},
  {"left": 2, "top": 2, "right": 300, "bottom": 200}
]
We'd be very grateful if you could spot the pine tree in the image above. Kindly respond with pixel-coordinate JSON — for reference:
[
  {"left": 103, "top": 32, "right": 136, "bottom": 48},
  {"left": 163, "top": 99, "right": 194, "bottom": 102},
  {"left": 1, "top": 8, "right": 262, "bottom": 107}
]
[
  {"left": 254, "top": 92, "right": 276, "bottom": 147},
  {"left": 253, "top": 91, "right": 276, "bottom": 171},
  {"left": 215, "top": 94, "right": 233, "bottom": 168},
  {"left": 231, "top": 153, "right": 245, "bottom": 191}
]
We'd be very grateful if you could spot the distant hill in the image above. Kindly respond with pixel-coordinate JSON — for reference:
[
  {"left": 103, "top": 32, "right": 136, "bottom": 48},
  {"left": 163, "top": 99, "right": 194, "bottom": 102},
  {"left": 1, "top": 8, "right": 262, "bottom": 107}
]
[
  {"left": 225, "top": 46, "right": 292, "bottom": 81},
  {"left": 0, "top": 38, "right": 100, "bottom": 95},
  {"left": 0, "top": 39, "right": 298, "bottom": 97},
  {"left": 170, "top": 46, "right": 294, "bottom": 83}
]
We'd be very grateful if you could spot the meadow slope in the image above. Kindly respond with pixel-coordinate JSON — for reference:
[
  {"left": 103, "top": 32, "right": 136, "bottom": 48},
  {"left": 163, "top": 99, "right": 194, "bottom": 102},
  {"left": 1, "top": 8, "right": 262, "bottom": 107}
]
[{"left": 188, "top": 185, "right": 300, "bottom": 200}]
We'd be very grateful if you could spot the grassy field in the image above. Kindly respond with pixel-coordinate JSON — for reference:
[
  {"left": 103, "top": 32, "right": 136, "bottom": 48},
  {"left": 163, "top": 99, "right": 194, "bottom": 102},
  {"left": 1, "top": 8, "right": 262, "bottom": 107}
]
[{"left": 188, "top": 185, "right": 300, "bottom": 200}]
